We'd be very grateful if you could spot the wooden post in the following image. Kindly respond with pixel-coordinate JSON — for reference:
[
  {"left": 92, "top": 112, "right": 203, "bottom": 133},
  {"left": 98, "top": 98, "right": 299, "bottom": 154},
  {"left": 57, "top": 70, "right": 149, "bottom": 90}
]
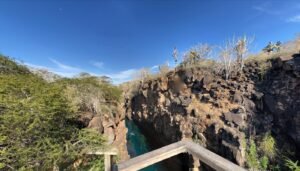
[
  {"left": 104, "top": 154, "right": 111, "bottom": 171},
  {"left": 189, "top": 155, "right": 200, "bottom": 171}
]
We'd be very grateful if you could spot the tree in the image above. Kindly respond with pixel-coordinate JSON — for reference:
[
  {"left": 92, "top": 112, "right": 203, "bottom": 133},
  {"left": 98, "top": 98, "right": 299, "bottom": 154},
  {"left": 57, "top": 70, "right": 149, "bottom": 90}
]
[
  {"left": 263, "top": 42, "right": 275, "bottom": 54},
  {"left": 275, "top": 41, "right": 282, "bottom": 52},
  {"left": 219, "top": 39, "right": 235, "bottom": 80},
  {"left": 0, "top": 56, "right": 115, "bottom": 170},
  {"left": 182, "top": 43, "right": 212, "bottom": 67},
  {"left": 234, "top": 36, "right": 252, "bottom": 71},
  {"left": 263, "top": 41, "right": 283, "bottom": 54},
  {"left": 0, "top": 75, "right": 107, "bottom": 170}
]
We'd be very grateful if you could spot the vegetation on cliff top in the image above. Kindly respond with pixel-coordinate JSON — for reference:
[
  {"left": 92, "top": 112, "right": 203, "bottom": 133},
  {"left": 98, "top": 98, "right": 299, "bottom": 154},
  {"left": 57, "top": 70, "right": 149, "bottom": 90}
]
[
  {"left": 0, "top": 55, "right": 121, "bottom": 170},
  {"left": 130, "top": 35, "right": 300, "bottom": 84}
]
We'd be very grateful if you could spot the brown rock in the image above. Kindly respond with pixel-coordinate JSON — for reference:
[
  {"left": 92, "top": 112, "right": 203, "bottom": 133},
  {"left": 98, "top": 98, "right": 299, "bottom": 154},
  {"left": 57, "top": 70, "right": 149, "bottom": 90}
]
[
  {"left": 88, "top": 116, "right": 104, "bottom": 133},
  {"left": 104, "top": 127, "right": 115, "bottom": 144}
]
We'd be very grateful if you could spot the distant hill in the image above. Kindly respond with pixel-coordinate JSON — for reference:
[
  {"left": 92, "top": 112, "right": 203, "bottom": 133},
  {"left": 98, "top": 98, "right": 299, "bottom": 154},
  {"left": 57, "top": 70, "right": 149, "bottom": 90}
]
[{"left": 29, "top": 68, "right": 62, "bottom": 82}]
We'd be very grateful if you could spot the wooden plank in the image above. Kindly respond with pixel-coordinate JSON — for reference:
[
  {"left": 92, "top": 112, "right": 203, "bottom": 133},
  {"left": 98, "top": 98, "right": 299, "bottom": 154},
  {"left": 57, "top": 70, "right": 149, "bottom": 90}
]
[
  {"left": 118, "top": 141, "right": 187, "bottom": 171},
  {"left": 104, "top": 154, "right": 111, "bottom": 171},
  {"left": 86, "top": 148, "right": 118, "bottom": 155},
  {"left": 184, "top": 140, "right": 247, "bottom": 171}
]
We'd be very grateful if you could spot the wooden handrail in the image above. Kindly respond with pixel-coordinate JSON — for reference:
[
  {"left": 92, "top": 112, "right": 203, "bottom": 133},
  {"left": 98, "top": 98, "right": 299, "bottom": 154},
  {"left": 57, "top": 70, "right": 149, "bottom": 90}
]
[
  {"left": 86, "top": 148, "right": 118, "bottom": 171},
  {"left": 117, "top": 140, "right": 246, "bottom": 171},
  {"left": 184, "top": 140, "right": 246, "bottom": 171},
  {"left": 118, "top": 141, "right": 187, "bottom": 171}
]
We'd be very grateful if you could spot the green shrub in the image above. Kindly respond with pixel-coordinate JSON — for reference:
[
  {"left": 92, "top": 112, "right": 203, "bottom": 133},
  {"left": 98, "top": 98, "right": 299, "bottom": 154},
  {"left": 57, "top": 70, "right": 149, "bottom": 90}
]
[
  {"left": 77, "top": 156, "right": 104, "bottom": 171},
  {"left": 99, "top": 82, "right": 122, "bottom": 102},
  {"left": 285, "top": 158, "right": 300, "bottom": 171},
  {"left": 260, "top": 156, "right": 269, "bottom": 171},
  {"left": 246, "top": 134, "right": 278, "bottom": 170},
  {"left": 0, "top": 55, "right": 30, "bottom": 74},
  {"left": 259, "top": 133, "right": 276, "bottom": 159},
  {"left": 0, "top": 74, "right": 106, "bottom": 170},
  {"left": 56, "top": 76, "right": 122, "bottom": 119},
  {"left": 246, "top": 140, "right": 260, "bottom": 170}
]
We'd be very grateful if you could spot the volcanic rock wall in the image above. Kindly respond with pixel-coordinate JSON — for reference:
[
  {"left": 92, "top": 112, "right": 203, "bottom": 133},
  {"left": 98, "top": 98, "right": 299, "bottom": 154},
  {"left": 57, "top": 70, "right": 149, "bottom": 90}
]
[{"left": 125, "top": 54, "right": 300, "bottom": 166}]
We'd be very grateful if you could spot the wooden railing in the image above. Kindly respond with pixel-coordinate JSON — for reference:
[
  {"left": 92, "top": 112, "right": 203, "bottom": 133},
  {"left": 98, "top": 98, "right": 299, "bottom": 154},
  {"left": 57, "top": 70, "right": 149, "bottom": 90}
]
[
  {"left": 86, "top": 148, "right": 118, "bottom": 171},
  {"left": 116, "top": 140, "right": 246, "bottom": 171}
]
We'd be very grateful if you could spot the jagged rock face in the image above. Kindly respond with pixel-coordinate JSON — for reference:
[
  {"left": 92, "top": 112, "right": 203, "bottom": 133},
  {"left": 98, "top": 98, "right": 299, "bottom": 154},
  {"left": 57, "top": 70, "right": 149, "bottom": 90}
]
[
  {"left": 78, "top": 104, "right": 130, "bottom": 161},
  {"left": 126, "top": 69, "right": 250, "bottom": 166},
  {"left": 125, "top": 55, "right": 300, "bottom": 166},
  {"left": 260, "top": 56, "right": 300, "bottom": 151}
]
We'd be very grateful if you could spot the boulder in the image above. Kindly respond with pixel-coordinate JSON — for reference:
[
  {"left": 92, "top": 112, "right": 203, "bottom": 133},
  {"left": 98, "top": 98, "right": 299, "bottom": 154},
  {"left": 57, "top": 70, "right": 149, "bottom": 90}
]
[
  {"left": 88, "top": 116, "right": 104, "bottom": 133},
  {"left": 224, "top": 108, "right": 247, "bottom": 128},
  {"left": 202, "top": 76, "right": 213, "bottom": 87},
  {"left": 233, "top": 91, "right": 243, "bottom": 104},
  {"left": 78, "top": 112, "right": 94, "bottom": 127},
  {"left": 104, "top": 127, "right": 115, "bottom": 144},
  {"left": 179, "top": 95, "right": 192, "bottom": 106},
  {"left": 201, "top": 93, "right": 212, "bottom": 103}
]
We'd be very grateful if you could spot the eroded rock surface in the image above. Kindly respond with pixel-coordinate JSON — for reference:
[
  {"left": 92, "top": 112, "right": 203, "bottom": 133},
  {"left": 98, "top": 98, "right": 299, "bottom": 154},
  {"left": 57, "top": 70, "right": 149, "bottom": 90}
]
[
  {"left": 79, "top": 104, "right": 130, "bottom": 161},
  {"left": 125, "top": 54, "right": 300, "bottom": 166}
]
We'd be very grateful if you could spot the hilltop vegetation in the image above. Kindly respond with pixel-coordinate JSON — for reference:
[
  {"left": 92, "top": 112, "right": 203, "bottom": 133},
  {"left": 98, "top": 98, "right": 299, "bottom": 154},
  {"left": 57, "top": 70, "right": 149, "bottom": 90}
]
[
  {"left": 0, "top": 55, "right": 31, "bottom": 75},
  {"left": 130, "top": 35, "right": 300, "bottom": 84},
  {"left": 0, "top": 55, "right": 122, "bottom": 170}
]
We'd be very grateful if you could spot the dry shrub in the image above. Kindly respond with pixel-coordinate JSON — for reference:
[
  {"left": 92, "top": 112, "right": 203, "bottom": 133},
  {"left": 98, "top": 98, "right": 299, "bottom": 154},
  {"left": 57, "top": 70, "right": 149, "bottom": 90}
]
[
  {"left": 219, "top": 38, "right": 236, "bottom": 80},
  {"left": 134, "top": 68, "right": 152, "bottom": 83},
  {"left": 158, "top": 64, "right": 170, "bottom": 76},
  {"left": 246, "top": 34, "right": 300, "bottom": 64},
  {"left": 181, "top": 44, "right": 213, "bottom": 68}
]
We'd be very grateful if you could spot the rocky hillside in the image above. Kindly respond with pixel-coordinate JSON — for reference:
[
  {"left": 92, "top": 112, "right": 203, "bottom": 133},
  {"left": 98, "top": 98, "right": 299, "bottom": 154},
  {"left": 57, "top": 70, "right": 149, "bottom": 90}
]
[{"left": 125, "top": 53, "right": 300, "bottom": 170}]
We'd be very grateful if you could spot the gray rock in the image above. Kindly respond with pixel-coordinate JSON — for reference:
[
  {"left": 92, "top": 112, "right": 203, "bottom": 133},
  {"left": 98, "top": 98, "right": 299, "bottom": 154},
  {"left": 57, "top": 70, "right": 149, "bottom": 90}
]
[
  {"left": 252, "top": 91, "right": 264, "bottom": 100},
  {"left": 179, "top": 95, "right": 192, "bottom": 106},
  {"left": 224, "top": 108, "right": 247, "bottom": 128},
  {"left": 233, "top": 91, "right": 243, "bottom": 104}
]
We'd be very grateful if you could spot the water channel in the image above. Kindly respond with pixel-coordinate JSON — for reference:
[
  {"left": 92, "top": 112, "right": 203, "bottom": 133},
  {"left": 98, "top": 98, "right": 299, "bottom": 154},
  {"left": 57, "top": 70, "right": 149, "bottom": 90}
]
[{"left": 125, "top": 119, "right": 168, "bottom": 171}]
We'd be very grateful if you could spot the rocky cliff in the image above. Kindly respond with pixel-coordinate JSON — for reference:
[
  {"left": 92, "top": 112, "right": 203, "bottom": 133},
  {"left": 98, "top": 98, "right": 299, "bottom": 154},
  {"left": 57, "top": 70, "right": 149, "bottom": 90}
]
[
  {"left": 125, "top": 54, "right": 300, "bottom": 167},
  {"left": 79, "top": 103, "right": 129, "bottom": 161}
]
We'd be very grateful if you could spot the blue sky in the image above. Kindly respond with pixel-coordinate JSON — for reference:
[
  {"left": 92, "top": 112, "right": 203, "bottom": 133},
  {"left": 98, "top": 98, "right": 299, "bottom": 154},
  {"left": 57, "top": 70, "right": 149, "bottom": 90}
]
[{"left": 0, "top": 0, "right": 299, "bottom": 84}]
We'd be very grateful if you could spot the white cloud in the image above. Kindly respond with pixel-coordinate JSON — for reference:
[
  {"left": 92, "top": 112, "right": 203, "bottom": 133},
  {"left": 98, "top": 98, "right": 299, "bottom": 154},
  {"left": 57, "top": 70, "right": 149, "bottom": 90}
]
[
  {"left": 24, "top": 62, "right": 51, "bottom": 70},
  {"left": 151, "top": 65, "right": 158, "bottom": 70},
  {"left": 106, "top": 69, "right": 137, "bottom": 84},
  {"left": 150, "top": 65, "right": 159, "bottom": 73},
  {"left": 49, "top": 58, "right": 81, "bottom": 71},
  {"left": 24, "top": 59, "right": 138, "bottom": 84},
  {"left": 91, "top": 61, "right": 104, "bottom": 69},
  {"left": 25, "top": 62, "right": 80, "bottom": 77},
  {"left": 253, "top": 5, "right": 281, "bottom": 15},
  {"left": 24, "top": 58, "right": 84, "bottom": 77},
  {"left": 287, "top": 15, "right": 300, "bottom": 23}
]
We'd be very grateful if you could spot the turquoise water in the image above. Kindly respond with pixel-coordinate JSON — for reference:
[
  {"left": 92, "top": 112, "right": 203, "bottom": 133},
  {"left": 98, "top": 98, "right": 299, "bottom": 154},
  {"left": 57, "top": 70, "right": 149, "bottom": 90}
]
[{"left": 126, "top": 119, "right": 166, "bottom": 171}]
